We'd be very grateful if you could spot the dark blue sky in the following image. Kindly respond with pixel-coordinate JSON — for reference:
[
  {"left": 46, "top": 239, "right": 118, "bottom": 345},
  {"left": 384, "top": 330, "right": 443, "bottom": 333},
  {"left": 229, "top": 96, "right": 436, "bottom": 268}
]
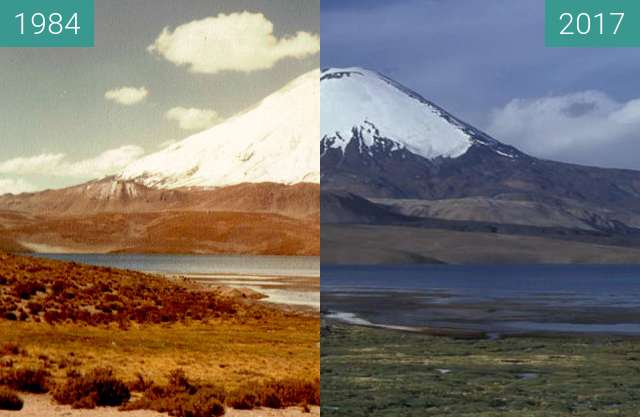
[{"left": 322, "top": 0, "right": 640, "bottom": 169}]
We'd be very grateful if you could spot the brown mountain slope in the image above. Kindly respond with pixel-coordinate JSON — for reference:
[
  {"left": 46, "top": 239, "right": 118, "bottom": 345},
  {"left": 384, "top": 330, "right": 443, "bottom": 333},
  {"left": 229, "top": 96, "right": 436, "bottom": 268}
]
[
  {"left": 322, "top": 224, "right": 640, "bottom": 265},
  {"left": 2, "top": 211, "right": 319, "bottom": 256},
  {"left": 0, "top": 179, "right": 320, "bottom": 256},
  {"left": 0, "top": 178, "right": 319, "bottom": 219}
]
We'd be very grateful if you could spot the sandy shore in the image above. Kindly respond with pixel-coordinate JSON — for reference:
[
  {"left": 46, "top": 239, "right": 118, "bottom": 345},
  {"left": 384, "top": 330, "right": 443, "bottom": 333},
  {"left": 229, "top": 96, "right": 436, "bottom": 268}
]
[
  {"left": 0, "top": 395, "right": 319, "bottom": 417},
  {"left": 185, "top": 273, "right": 320, "bottom": 310}
]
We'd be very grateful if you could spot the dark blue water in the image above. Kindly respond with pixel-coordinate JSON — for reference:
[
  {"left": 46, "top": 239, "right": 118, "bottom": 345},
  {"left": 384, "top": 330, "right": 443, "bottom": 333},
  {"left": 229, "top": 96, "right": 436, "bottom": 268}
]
[
  {"left": 321, "top": 265, "right": 640, "bottom": 335},
  {"left": 32, "top": 253, "right": 320, "bottom": 277}
]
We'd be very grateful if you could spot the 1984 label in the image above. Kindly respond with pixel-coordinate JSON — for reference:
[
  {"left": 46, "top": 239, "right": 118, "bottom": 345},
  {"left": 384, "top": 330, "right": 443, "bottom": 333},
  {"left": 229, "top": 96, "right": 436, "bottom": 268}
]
[
  {"left": 0, "top": 0, "right": 93, "bottom": 47},
  {"left": 15, "top": 12, "right": 81, "bottom": 36}
]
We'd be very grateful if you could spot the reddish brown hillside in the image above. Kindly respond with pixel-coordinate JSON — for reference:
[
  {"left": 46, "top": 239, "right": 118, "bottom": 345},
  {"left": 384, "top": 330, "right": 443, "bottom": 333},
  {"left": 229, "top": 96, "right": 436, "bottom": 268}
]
[
  {"left": 0, "top": 251, "right": 255, "bottom": 326},
  {"left": 0, "top": 178, "right": 320, "bottom": 219},
  {"left": 3, "top": 210, "right": 319, "bottom": 256},
  {"left": 0, "top": 179, "right": 320, "bottom": 256}
]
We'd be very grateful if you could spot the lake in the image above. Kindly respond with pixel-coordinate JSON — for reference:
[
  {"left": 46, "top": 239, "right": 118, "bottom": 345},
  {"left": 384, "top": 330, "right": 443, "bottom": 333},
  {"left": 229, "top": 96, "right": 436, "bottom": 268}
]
[
  {"left": 33, "top": 253, "right": 320, "bottom": 309},
  {"left": 322, "top": 264, "right": 640, "bottom": 336}
]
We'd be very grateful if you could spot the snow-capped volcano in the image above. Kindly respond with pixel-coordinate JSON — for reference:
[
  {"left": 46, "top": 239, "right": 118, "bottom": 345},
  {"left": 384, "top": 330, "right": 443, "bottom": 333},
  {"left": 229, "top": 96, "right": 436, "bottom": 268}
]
[
  {"left": 120, "top": 69, "right": 320, "bottom": 189},
  {"left": 320, "top": 67, "right": 640, "bottom": 215},
  {"left": 321, "top": 67, "right": 517, "bottom": 160}
]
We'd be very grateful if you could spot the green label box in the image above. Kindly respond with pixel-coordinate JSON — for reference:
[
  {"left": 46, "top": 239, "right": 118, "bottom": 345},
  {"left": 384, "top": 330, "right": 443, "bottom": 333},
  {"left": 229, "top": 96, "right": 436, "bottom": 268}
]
[
  {"left": 0, "top": 0, "right": 94, "bottom": 47},
  {"left": 546, "top": 0, "right": 640, "bottom": 47}
]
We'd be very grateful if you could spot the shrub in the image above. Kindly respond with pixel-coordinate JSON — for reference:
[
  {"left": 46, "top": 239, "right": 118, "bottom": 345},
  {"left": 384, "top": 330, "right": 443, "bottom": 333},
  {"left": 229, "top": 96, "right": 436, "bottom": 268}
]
[
  {"left": 0, "top": 367, "right": 50, "bottom": 393},
  {"left": 167, "top": 369, "right": 196, "bottom": 394},
  {"left": 0, "top": 359, "right": 13, "bottom": 369},
  {"left": 122, "top": 370, "right": 226, "bottom": 417},
  {"left": 51, "top": 280, "right": 67, "bottom": 295},
  {"left": 53, "top": 367, "right": 130, "bottom": 408},
  {"left": 227, "top": 389, "right": 259, "bottom": 410},
  {"left": 12, "top": 281, "right": 45, "bottom": 300},
  {"left": 181, "top": 390, "right": 225, "bottom": 417},
  {"left": 27, "top": 301, "right": 43, "bottom": 315},
  {"left": 0, "top": 342, "right": 22, "bottom": 356},
  {"left": 127, "top": 373, "right": 153, "bottom": 393},
  {"left": 228, "top": 378, "right": 319, "bottom": 410},
  {"left": 0, "top": 387, "right": 23, "bottom": 411},
  {"left": 267, "top": 378, "right": 320, "bottom": 407}
]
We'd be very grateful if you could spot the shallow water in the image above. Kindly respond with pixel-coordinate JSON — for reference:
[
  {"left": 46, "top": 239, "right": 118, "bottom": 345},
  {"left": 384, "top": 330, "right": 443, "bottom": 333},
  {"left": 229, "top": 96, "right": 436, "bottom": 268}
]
[
  {"left": 35, "top": 253, "right": 319, "bottom": 277},
  {"left": 33, "top": 253, "right": 320, "bottom": 309},
  {"left": 322, "top": 264, "right": 640, "bottom": 335}
]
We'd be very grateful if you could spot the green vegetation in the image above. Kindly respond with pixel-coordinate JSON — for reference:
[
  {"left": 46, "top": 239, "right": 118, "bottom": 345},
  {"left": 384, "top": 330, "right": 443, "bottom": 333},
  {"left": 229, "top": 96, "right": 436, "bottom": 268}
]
[{"left": 321, "top": 322, "right": 640, "bottom": 417}]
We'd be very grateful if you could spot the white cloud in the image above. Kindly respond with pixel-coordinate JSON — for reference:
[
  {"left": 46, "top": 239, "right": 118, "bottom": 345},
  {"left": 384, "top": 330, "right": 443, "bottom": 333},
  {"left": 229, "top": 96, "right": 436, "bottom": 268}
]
[
  {"left": 148, "top": 11, "right": 320, "bottom": 74},
  {"left": 64, "top": 145, "right": 146, "bottom": 177},
  {"left": 166, "top": 107, "right": 222, "bottom": 131},
  {"left": 0, "top": 178, "right": 37, "bottom": 196},
  {"left": 105, "top": 87, "right": 149, "bottom": 106},
  {"left": 0, "top": 145, "right": 145, "bottom": 179},
  {"left": 0, "top": 153, "right": 66, "bottom": 175},
  {"left": 487, "top": 91, "right": 640, "bottom": 158}
]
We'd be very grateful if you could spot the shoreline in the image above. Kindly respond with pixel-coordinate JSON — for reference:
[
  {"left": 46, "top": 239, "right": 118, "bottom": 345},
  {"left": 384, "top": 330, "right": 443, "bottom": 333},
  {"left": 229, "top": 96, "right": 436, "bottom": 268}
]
[
  {"left": 28, "top": 252, "right": 321, "bottom": 310},
  {"left": 182, "top": 273, "right": 320, "bottom": 311},
  {"left": 321, "top": 289, "right": 640, "bottom": 338},
  {"left": 324, "top": 312, "right": 640, "bottom": 340}
]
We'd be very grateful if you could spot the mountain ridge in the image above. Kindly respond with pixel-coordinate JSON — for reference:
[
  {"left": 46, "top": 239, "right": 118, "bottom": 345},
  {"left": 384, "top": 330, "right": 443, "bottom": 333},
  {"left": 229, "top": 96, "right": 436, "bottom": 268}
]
[
  {"left": 0, "top": 70, "right": 322, "bottom": 256},
  {"left": 320, "top": 67, "right": 640, "bottom": 263}
]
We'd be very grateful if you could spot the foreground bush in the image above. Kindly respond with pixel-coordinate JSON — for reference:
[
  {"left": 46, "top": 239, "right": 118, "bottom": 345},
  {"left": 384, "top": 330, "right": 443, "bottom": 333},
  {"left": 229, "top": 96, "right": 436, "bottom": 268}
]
[
  {"left": 0, "top": 252, "right": 248, "bottom": 327},
  {"left": 0, "top": 387, "right": 23, "bottom": 411},
  {"left": 228, "top": 378, "right": 319, "bottom": 409},
  {"left": 52, "top": 367, "right": 130, "bottom": 408},
  {"left": 125, "top": 369, "right": 317, "bottom": 414},
  {"left": 179, "top": 390, "right": 225, "bottom": 417},
  {"left": 0, "top": 367, "right": 49, "bottom": 393},
  {"left": 0, "top": 342, "right": 23, "bottom": 356},
  {"left": 122, "top": 369, "right": 225, "bottom": 417}
]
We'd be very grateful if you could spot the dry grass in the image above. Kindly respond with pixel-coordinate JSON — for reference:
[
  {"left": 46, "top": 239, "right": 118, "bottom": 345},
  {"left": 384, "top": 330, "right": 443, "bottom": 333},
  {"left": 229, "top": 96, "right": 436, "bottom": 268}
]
[
  {"left": 0, "top": 252, "right": 319, "bottom": 412},
  {"left": 123, "top": 369, "right": 317, "bottom": 415},
  {"left": 227, "top": 378, "right": 319, "bottom": 409},
  {"left": 0, "top": 319, "right": 318, "bottom": 391}
]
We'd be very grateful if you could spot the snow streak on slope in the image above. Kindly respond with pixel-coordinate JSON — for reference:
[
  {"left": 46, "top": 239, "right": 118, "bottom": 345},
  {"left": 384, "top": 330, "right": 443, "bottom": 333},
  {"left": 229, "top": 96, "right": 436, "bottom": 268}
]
[
  {"left": 321, "top": 67, "right": 507, "bottom": 160},
  {"left": 120, "top": 70, "right": 320, "bottom": 189}
]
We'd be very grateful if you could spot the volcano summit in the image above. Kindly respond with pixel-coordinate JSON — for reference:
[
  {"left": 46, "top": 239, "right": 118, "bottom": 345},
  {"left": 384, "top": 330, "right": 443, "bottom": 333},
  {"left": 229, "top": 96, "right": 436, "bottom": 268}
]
[
  {"left": 0, "top": 70, "right": 320, "bottom": 256},
  {"left": 320, "top": 68, "right": 640, "bottom": 264}
]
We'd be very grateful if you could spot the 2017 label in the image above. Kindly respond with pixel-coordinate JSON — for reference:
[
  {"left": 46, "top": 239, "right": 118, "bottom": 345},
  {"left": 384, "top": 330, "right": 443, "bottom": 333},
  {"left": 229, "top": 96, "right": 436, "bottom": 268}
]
[
  {"left": 546, "top": 0, "right": 640, "bottom": 47},
  {"left": 559, "top": 12, "right": 624, "bottom": 36}
]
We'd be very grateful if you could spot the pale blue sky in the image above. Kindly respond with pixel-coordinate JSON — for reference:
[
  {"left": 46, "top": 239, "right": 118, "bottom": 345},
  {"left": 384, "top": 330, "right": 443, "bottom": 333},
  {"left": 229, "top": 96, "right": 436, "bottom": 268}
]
[{"left": 0, "top": 0, "right": 319, "bottom": 193}]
